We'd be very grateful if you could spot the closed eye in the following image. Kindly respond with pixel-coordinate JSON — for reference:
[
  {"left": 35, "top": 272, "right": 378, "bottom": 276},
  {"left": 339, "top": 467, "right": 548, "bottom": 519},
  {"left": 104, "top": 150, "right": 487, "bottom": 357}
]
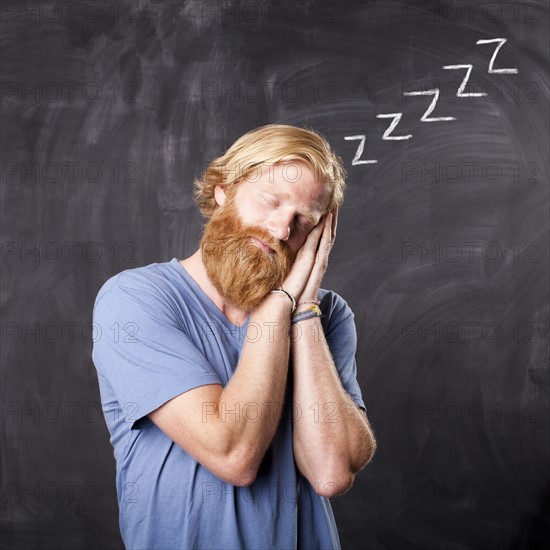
[
  {"left": 296, "top": 216, "right": 313, "bottom": 229},
  {"left": 263, "top": 196, "right": 279, "bottom": 208}
]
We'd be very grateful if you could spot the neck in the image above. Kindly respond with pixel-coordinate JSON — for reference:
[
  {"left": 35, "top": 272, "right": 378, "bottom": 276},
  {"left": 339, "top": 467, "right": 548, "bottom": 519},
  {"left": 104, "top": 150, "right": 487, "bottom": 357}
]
[{"left": 179, "top": 250, "right": 250, "bottom": 325}]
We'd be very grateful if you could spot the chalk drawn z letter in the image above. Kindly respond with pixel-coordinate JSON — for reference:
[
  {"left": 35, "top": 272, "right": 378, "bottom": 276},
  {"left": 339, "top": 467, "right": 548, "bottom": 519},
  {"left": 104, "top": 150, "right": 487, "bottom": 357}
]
[
  {"left": 476, "top": 38, "right": 518, "bottom": 74},
  {"left": 402, "top": 88, "right": 456, "bottom": 122},
  {"left": 375, "top": 113, "right": 412, "bottom": 140},
  {"left": 442, "top": 64, "right": 487, "bottom": 97},
  {"left": 344, "top": 135, "right": 378, "bottom": 165}
]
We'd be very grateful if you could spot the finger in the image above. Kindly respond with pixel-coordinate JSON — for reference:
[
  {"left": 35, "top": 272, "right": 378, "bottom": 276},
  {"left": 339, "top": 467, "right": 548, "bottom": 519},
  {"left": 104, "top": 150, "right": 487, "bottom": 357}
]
[
  {"left": 304, "top": 215, "right": 333, "bottom": 283},
  {"left": 331, "top": 207, "right": 338, "bottom": 241},
  {"left": 323, "top": 213, "right": 335, "bottom": 253},
  {"left": 305, "top": 214, "right": 329, "bottom": 244},
  {"left": 292, "top": 216, "right": 326, "bottom": 267},
  {"left": 324, "top": 212, "right": 332, "bottom": 239},
  {"left": 310, "top": 213, "right": 333, "bottom": 263},
  {"left": 317, "top": 213, "right": 333, "bottom": 245},
  {"left": 293, "top": 214, "right": 327, "bottom": 262},
  {"left": 316, "top": 213, "right": 329, "bottom": 232}
]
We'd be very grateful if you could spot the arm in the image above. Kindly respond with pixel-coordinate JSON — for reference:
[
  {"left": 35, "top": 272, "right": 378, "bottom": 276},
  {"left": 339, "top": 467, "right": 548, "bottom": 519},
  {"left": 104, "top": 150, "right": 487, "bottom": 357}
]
[
  {"left": 148, "top": 221, "right": 329, "bottom": 487},
  {"left": 149, "top": 291, "right": 292, "bottom": 487},
  {"left": 291, "top": 314, "right": 376, "bottom": 497},
  {"left": 291, "top": 208, "right": 376, "bottom": 497}
]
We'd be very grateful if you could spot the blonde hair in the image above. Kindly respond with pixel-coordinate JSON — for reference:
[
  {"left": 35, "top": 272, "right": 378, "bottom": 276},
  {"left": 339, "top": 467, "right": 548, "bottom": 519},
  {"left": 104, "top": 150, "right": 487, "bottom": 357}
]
[{"left": 192, "top": 124, "right": 347, "bottom": 219}]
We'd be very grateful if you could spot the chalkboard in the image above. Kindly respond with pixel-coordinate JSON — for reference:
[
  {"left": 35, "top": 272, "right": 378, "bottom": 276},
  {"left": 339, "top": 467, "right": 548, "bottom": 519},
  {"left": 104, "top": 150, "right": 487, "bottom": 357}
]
[{"left": 1, "top": 1, "right": 548, "bottom": 548}]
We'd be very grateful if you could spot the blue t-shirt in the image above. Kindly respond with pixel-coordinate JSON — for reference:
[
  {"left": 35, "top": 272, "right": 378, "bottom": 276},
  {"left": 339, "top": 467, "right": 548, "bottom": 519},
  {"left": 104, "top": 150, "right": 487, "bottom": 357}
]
[{"left": 92, "top": 258, "right": 365, "bottom": 550}]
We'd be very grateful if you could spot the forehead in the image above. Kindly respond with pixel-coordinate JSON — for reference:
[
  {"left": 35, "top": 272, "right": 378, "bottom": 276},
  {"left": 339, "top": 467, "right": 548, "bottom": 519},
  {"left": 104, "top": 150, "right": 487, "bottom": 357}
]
[{"left": 245, "top": 162, "right": 329, "bottom": 211}]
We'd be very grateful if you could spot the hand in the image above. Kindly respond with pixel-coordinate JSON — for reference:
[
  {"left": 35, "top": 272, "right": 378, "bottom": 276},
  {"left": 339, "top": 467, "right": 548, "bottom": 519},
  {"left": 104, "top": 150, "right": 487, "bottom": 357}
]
[
  {"left": 280, "top": 207, "right": 338, "bottom": 302},
  {"left": 298, "top": 206, "right": 338, "bottom": 304}
]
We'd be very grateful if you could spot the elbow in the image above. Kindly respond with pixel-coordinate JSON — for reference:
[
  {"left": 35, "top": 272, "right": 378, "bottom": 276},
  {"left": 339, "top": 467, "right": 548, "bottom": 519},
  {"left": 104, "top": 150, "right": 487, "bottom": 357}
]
[
  {"left": 363, "top": 433, "right": 377, "bottom": 467},
  {"left": 369, "top": 436, "right": 377, "bottom": 461},
  {"left": 353, "top": 423, "right": 378, "bottom": 471},
  {"left": 309, "top": 456, "right": 357, "bottom": 497},
  {"left": 222, "top": 449, "right": 260, "bottom": 487},
  {"left": 313, "top": 470, "right": 355, "bottom": 498},
  {"left": 227, "top": 466, "right": 257, "bottom": 488},
  {"left": 312, "top": 434, "right": 378, "bottom": 498}
]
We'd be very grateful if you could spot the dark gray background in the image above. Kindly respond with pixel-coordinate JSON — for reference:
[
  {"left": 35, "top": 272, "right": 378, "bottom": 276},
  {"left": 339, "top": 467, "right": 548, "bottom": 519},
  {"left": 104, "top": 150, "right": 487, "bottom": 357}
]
[{"left": 1, "top": 1, "right": 549, "bottom": 548}]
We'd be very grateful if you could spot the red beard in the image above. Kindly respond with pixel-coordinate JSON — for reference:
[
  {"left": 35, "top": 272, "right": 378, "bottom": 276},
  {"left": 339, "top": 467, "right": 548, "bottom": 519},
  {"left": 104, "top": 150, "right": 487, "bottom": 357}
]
[{"left": 200, "top": 194, "right": 296, "bottom": 312}]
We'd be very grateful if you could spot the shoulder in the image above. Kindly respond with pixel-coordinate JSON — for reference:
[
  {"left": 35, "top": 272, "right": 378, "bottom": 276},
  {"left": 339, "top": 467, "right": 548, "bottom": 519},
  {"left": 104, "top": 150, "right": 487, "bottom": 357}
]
[
  {"left": 317, "top": 288, "right": 356, "bottom": 337},
  {"left": 318, "top": 287, "right": 354, "bottom": 320},
  {"left": 93, "top": 260, "right": 181, "bottom": 317}
]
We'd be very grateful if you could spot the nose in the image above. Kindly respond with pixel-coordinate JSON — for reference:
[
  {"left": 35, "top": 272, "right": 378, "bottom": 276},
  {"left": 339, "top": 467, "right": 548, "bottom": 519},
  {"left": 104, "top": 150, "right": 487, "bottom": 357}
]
[{"left": 267, "top": 211, "right": 292, "bottom": 241}]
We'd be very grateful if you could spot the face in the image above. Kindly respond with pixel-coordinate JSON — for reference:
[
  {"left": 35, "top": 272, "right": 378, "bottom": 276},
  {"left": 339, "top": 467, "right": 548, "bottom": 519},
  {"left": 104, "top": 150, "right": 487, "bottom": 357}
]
[
  {"left": 199, "top": 161, "right": 330, "bottom": 312},
  {"left": 230, "top": 161, "right": 329, "bottom": 252}
]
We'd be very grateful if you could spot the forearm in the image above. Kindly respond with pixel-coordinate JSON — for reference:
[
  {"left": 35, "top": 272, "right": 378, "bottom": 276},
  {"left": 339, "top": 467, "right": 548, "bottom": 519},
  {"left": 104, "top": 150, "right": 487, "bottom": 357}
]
[
  {"left": 212, "top": 292, "right": 293, "bottom": 471},
  {"left": 291, "top": 316, "right": 376, "bottom": 495}
]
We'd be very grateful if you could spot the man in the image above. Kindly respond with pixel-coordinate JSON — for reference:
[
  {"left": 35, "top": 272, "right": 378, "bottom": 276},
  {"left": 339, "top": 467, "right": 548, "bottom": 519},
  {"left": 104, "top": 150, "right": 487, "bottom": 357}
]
[{"left": 92, "top": 124, "right": 376, "bottom": 549}]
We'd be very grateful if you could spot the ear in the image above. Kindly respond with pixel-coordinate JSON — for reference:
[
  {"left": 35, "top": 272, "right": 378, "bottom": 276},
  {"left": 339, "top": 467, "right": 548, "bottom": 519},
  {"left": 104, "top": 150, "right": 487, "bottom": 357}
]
[{"left": 214, "top": 185, "right": 228, "bottom": 207}]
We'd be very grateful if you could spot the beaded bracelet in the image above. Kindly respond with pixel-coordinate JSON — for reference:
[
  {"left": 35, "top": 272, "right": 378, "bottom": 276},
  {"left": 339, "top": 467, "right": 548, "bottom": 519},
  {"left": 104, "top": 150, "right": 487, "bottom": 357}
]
[{"left": 290, "top": 304, "right": 322, "bottom": 325}]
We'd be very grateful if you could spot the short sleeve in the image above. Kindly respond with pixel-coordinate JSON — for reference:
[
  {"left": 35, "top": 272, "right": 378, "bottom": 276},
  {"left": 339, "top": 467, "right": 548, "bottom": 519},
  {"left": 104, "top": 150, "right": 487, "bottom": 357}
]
[
  {"left": 320, "top": 291, "right": 366, "bottom": 411},
  {"left": 92, "top": 273, "right": 221, "bottom": 430}
]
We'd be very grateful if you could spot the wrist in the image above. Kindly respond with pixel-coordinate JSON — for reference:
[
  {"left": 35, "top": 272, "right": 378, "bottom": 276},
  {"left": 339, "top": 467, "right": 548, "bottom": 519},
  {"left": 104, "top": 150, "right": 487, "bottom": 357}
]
[
  {"left": 294, "top": 297, "right": 320, "bottom": 314},
  {"left": 291, "top": 304, "right": 322, "bottom": 325},
  {"left": 269, "top": 287, "right": 296, "bottom": 313}
]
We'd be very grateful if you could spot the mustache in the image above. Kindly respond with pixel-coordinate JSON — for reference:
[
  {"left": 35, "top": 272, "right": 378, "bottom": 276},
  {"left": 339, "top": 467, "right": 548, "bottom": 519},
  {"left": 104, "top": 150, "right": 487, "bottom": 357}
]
[
  {"left": 209, "top": 205, "right": 292, "bottom": 259},
  {"left": 203, "top": 229, "right": 291, "bottom": 265},
  {"left": 247, "top": 233, "right": 282, "bottom": 254}
]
